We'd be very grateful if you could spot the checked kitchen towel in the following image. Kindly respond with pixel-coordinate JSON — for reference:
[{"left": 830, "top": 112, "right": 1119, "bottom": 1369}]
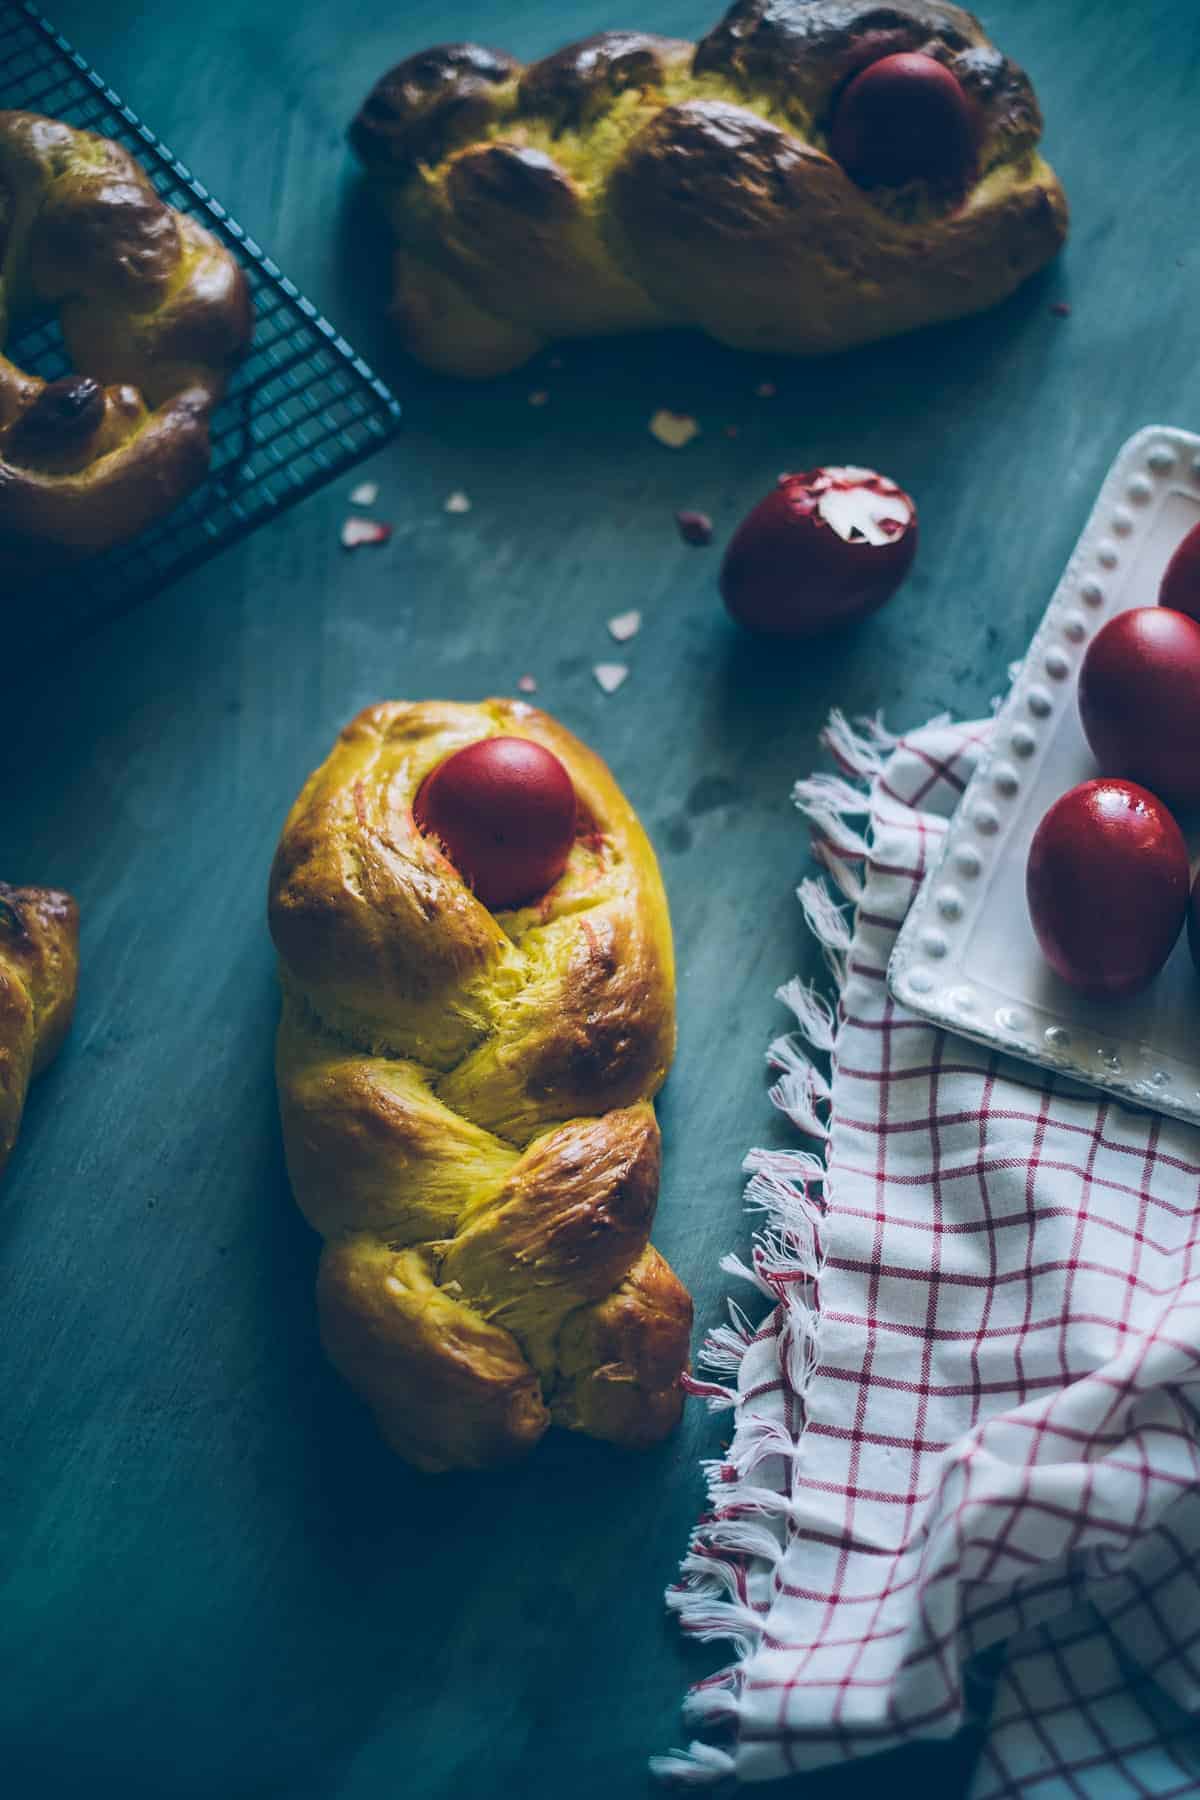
[{"left": 656, "top": 712, "right": 1200, "bottom": 1795}]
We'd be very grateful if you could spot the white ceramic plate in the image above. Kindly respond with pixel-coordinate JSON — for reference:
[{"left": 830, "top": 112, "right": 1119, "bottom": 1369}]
[{"left": 889, "top": 425, "right": 1200, "bottom": 1126}]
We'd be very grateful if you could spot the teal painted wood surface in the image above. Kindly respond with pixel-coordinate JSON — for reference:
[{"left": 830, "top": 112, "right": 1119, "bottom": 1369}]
[{"left": 3, "top": 3, "right": 1198, "bottom": 1795}]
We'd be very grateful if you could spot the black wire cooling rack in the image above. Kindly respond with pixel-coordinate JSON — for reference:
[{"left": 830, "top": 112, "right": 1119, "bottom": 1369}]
[{"left": 0, "top": 0, "right": 403, "bottom": 635}]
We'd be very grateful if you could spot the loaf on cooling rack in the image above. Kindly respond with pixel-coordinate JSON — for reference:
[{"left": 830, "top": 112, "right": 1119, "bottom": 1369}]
[{"left": 0, "top": 111, "right": 252, "bottom": 562}]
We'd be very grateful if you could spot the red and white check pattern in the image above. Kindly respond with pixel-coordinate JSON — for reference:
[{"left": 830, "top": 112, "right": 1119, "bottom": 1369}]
[{"left": 656, "top": 715, "right": 1200, "bottom": 1792}]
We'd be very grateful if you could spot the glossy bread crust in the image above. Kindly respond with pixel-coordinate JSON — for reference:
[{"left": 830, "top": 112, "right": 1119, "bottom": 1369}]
[
  {"left": 0, "top": 111, "right": 253, "bottom": 561},
  {"left": 351, "top": 0, "right": 1066, "bottom": 376},
  {"left": 269, "top": 699, "right": 690, "bottom": 1472},
  {"left": 0, "top": 882, "right": 79, "bottom": 1177}
]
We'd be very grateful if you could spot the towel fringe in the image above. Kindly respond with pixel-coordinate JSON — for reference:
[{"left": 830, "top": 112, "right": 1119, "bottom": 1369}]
[
  {"left": 700, "top": 1322, "right": 759, "bottom": 1378},
  {"left": 692, "top": 1517, "right": 785, "bottom": 1565},
  {"left": 727, "top": 1412, "right": 808, "bottom": 1474},
  {"left": 681, "top": 1687, "right": 743, "bottom": 1731},
  {"left": 753, "top": 1229, "right": 818, "bottom": 1301},
  {"left": 649, "top": 1743, "right": 737, "bottom": 1786},
  {"left": 769, "top": 1068, "right": 831, "bottom": 1143},
  {"left": 743, "top": 1145, "right": 826, "bottom": 1182},
  {"left": 821, "top": 707, "right": 900, "bottom": 780},
  {"left": 743, "top": 1175, "right": 824, "bottom": 1252},
  {"left": 659, "top": 711, "right": 885, "bottom": 1786},
  {"left": 767, "top": 1043, "right": 831, "bottom": 1140},
  {"left": 774, "top": 977, "right": 836, "bottom": 1053},
  {"left": 798, "top": 877, "right": 853, "bottom": 988},
  {"left": 708, "top": 1479, "right": 796, "bottom": 1521},
  {"left": 718, "top": 1249, "right": 779, "bottom": 1303},
  {"left": 767, "top": 1031, "right": 833, "bottom": 1093},
  {"left": 791, "top": 772, "right": 873, "bottom": 861},
  {"left": 792, "top": 770, "right": 874, "bottom": 818},
  {"left": 682, "top": 1374, "right": 741, "bottom": 1413},
  {"left": 815, "top": 848, "right": 865, "bottom": 906},
  {"left": 665, "top": 1585, "right": 765, "bottom": 1658},
  {"left": 675, "top": 1552, "right": 747, "bottom": 1601}
]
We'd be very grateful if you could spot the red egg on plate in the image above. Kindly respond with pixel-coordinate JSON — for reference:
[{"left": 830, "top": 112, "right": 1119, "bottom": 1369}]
[
  {"left": 1077, "top": 606, "right": 1200, "bottom": 807},
  {"left": 1026, "top": 779, "right": 1189, "bottom": 998},
  {"left": 1159, "top": 520, "right": 1200, "bottom": 621}
]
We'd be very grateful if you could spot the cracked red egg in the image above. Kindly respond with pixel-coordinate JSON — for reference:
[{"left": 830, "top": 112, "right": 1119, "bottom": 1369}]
[{"left": 720, "top": 466, "right": 918, "bottom": 638}]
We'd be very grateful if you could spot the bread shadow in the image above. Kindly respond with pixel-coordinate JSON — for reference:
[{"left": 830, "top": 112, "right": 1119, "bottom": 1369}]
[{"left": 328, "top": 160, "right": 1060, "bottom": 461}]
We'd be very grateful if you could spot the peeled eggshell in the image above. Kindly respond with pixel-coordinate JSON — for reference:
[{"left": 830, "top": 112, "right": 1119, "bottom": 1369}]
[
  {"left": 720, "top": 465, "right": 917, "bottom": 638},
  {"left": 413, "top": 736, "right": 577, "bottom": 910},
  {"left": 607, "top": 610, "right": 641, "bottom": 643},
  {"left": 676, "top": 510, "right": 714, "bottom": 547},
  {"left": 1159, "top": 520, "right": 1200, "bottom": 621},
  {"left": 593, "top": 662, "right": 630, "bottom": 694},
  {"left": 1078, "top": 606, "right": 1200, "bottom": 806},
  {"left": 1026, "top": 779, "right": 1188, "bottom": 998},
  {"left": 340, "top": 516, "right": 391, "bottom": 549}
]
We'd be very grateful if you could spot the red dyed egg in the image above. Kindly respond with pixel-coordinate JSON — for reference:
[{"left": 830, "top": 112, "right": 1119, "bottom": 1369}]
[
  {"left": 413, "top": 735, "right": 577, "bottom": 909},
  {"left": 1026, "top": 779, "right": 1188, "bottom": 997},
  {"left": 720, "top": 465, "right": 917, "bottom": 638},
  {"left": 1078, "top": 606, "right": 1200, "bottom": 807},
  {"left": 829, "top": 52, "right": 978, "bottom": 191},
  {"left": 1159, "top": 520, "right": 1200, "bottom": 622}
]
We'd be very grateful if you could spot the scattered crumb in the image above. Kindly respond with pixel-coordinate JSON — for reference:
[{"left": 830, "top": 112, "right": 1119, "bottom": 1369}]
[
  {"left": 723, "top": 424, "right": 740, "bottom": 440},
  {"left": 676, "top": 509, "right": 714, "bottom": 547},
  {"left": 649, "top": 408, "right": 700, "bottom": 449},
  {"left": 593, "top": 662, "right": 630, "bottom": 694},
  {"left": 607, "top": 609, "right": 642, "bottom": 643},
  {"left": 754, "top": 380, "right": 777, "bottom": 398},
  {"left": 1050, "top": 302, "right": 1072, "bottom": 318},
  {"left": 528, "top": 389, "right": 550, "bottom": 407},
  {"left": 340, "top": 516, "right": 392, "bottom": 549},
  {"left": 444, "top": 490, "right": 472, "bottom": 514},
  {"left": 517, "top": 673, "right": 538, "bottom": 694},
  {"left": 349, "top": 480, "right": 379, "bottom": 507}
]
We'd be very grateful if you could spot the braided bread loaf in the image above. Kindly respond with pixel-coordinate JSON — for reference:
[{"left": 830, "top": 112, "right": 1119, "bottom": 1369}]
[
  {"left": 268, "top": 700, "right": 691, "bottom": 1472},
  {"left": 0, "top": 883, "right": 79, "bottom": 1180},
  {"left": 351, "top": 0, "right": 1068, "bottom": 378},
  {"left": 0, "top": 112, "right": 252, "bottom": 562}
]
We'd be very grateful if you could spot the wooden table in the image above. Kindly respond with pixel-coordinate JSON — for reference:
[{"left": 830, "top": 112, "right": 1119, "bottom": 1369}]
[{"left": 4, "top": 2, "right": 1196, "bottom": 1794}]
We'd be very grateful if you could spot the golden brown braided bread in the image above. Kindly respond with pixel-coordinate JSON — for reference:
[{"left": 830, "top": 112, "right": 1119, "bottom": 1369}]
[
  {"left": 351, "top": 0, "right": 1067, "bottom": 377},
  {"left": 268, "top": 699, "right": 691, "bottom": 1472},
  {"left": 0, "top": 111, "right": 252, "bottom": 562},
  {"left": 0, "top": 883, "right": 79, "bottom": 1180}
]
